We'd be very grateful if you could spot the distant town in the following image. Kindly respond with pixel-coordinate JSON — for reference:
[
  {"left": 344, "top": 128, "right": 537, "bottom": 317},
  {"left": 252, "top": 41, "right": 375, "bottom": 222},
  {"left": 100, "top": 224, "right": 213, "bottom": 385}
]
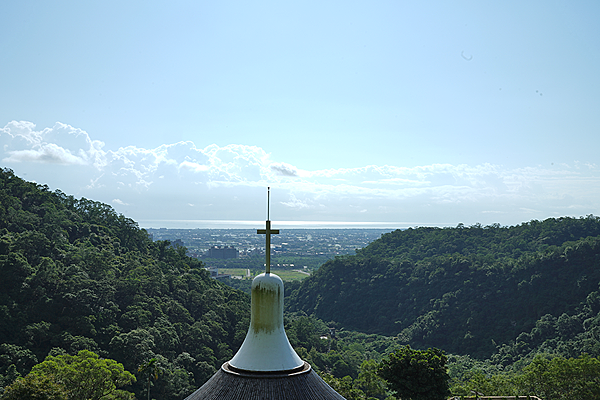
[{"left": 145, "top": 228, "right": 394, "bottom": 272}]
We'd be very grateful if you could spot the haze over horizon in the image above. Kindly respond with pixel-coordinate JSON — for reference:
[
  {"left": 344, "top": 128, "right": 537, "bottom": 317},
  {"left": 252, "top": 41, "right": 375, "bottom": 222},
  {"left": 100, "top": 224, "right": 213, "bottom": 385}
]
[{"left": 1, "top": 1, "right": 599, "bottom": 229}]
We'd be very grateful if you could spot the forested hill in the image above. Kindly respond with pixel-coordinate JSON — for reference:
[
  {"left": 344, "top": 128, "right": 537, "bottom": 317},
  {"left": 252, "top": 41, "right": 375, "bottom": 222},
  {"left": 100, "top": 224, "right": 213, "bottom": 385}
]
[
  {"left": 287, "top": 216, "right": 600, "bottom": 358},
  {"left": 0, "top": 168, "right": 250, "bottom": 399}
]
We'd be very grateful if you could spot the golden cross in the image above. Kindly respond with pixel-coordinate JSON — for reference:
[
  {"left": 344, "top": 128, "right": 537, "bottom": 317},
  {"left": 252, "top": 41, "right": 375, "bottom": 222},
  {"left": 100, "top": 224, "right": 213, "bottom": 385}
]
[{"left": 257, "top": 187, "right": 279, "bottom": 274}]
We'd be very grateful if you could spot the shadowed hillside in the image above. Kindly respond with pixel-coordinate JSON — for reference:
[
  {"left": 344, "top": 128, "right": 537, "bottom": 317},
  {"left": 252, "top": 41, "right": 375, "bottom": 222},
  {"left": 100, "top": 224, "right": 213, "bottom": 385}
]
[{"left": 287, "top": 217, "right": 600, "bottom": 358}]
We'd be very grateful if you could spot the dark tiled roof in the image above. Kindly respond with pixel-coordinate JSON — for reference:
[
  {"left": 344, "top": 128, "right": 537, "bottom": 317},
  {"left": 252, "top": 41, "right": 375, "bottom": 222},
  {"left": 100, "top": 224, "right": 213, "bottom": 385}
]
[{"left": 184, "top": 362, "right": 346, "bottom": 400}]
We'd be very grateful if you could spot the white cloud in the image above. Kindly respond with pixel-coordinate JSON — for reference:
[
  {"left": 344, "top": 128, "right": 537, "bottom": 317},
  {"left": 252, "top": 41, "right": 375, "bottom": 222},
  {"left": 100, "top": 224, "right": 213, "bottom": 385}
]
[
  {"left": 270, "top": 162, "right": 299, "bottom": 177},
  {"left": 1, "top": 121, "right": 43, "bottom": 146},
  {"left": 4, "top": 144, "right": 86, "bottom": 165},
  {"left": 0, "top": 121, "right": 105, "bottom": 167},
  {"left": 1, "top": 121, "right": 107, "bottom": 167},
  {"left": 281, "top": 193, "right": 311, "bottom": 209},
  {"left": 179, "top": 160, "right": 209, "bottom": 173},
  {"left": 2, "top": 121, "right": 600, "bottom": 227}
]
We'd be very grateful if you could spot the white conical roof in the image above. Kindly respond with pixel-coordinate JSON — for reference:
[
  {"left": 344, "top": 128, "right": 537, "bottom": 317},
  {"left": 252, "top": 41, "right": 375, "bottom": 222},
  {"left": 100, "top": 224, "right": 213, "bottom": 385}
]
[
  {"left": 228, "top": 272, "right": 304, "bottom": 371},
  {"left": 185, "top": 272, "right": 346, "bottom": 400}
]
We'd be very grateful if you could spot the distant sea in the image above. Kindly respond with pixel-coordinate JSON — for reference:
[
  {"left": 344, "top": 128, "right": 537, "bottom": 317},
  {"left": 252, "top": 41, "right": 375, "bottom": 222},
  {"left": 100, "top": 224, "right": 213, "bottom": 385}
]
[{"left": 137, "top": 220, "right": 427, "bottom": 230}]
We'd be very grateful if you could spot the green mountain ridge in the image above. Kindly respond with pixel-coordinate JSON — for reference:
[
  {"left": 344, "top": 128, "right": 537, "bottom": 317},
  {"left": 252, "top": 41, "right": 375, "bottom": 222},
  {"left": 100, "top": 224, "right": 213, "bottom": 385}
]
[
  {"left": 3, "top": 166, "right": 600, "bottom": 398},
  {"left": 0, "top": 168, "right": 249, "bottom": 399},
  {"left": 287, "top": 216, "right": 600, "bottom": 359}
]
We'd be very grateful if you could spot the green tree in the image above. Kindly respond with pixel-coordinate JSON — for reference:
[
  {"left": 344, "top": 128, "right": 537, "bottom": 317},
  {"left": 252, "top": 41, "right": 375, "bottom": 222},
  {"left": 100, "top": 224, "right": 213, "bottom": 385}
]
[
  {"left": 378, "top": 346, "right": 450, "bottom": 400},
  {"left": 355, "top": 359, "right": 388, "bottom": 399},
  {"left": 521, "top": 354, "right": 600, "bottom": 400},
  {"left": 1, "top": 374, "right": 68, "bottom": 400},
  {"left": 26, "top": 350, "right": 136, "bottom": 400},
  {"left": 138, "top": 357, "right": 161, "bottom": 400},
  {"left": 322, "top": 374, "right": 367, "bottom": 400},
  {"left": 449, "top": 370, "right": 519, "bottom": 398}
]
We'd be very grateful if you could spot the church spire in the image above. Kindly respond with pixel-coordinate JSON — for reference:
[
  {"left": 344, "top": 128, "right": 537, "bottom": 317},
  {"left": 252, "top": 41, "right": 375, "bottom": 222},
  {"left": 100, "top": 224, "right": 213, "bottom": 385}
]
[
  {"left": 257, "top": 187, "right": 279, "bottom": 274},
  {"left": 227, "top": 187, "right": 304, "bottom": 372},
  {"left": 184, "top": 188, "right": 347, "bottom": 399}
]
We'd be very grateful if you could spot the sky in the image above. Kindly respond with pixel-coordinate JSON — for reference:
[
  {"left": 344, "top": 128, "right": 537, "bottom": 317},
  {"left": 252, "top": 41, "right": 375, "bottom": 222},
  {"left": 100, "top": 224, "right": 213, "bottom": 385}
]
[{"left": 1, "top": 0, "right": 599, "bottom": 229}]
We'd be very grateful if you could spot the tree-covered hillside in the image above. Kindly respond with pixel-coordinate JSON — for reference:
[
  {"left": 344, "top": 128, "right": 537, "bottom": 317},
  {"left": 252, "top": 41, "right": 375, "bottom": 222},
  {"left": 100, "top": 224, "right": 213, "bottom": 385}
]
[
  {"left": 5, "top": 166, "right": 600, "bottom": 399},
  {"left": 0, "top": 168, "right": 250, "bottom": 399},
  {"left": 287, "top": 217, "right": 600, "bottom": 358}
]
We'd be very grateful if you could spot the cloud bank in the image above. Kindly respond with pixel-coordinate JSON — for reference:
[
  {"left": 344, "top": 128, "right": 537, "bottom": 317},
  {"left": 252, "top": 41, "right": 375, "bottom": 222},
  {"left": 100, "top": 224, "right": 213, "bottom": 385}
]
[{"left": 2, "top": 120, "right": 599, "bottom": 227}]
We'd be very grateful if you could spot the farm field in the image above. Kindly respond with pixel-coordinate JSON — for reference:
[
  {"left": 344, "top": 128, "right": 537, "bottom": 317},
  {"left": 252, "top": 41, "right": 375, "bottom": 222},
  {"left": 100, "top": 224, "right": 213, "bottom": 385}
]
[
  {"left": 219, "top": 268, "right": 250, "bottom": 278},
  {"left": 220, "top": 268, "right": 310, "bottom": 281}
]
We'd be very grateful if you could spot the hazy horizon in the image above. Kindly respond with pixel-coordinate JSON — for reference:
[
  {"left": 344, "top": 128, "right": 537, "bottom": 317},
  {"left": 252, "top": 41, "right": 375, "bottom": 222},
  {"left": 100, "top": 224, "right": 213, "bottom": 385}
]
[{"left": 139, "top": 219, "right": 432, "bottom": 230}]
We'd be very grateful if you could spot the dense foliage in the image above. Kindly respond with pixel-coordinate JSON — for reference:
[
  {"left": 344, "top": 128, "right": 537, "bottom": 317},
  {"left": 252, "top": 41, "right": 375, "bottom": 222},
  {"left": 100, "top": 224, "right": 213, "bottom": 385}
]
[
  {"left": 286, "top": 312, "right": 600, "bottom": 400},
  {"left": 288, "top": 217, "right": 600, "bottom": 357},
  {"left": 0, "top": 168, "right": 250, "bottom": 399},
  {"left": 450, "top": 353, "right": 600, "bottom": 400},
  {"left": 378, "top": 346, "right": 450, "bottom": 400},
  {"left": 3, "top": 350, "right": 135, "bottom": 400}
]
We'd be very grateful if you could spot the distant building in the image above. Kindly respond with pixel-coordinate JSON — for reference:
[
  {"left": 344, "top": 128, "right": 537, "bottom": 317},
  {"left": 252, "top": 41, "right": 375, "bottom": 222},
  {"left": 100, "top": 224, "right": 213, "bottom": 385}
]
[
  {"left": 205, "top": 266, "right": 231, "bottom": 280},
  {"left": 187, "top": 250, "right": 202, "bottom": 258},
  {"left": 206, "top": 245, "right": 238, "bottom": 259},
  {"left": 242, "top": 247, "right": 262, "bottom": 257},
  {"left": 170, "top": 239, "right": 184, "bottom": 248}
]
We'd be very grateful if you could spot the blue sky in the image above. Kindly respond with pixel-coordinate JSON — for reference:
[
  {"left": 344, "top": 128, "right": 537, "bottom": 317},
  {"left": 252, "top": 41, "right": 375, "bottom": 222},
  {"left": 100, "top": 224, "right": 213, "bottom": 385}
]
[{"left": 1, "top": 1, "right": 599, "bottom": 229}]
